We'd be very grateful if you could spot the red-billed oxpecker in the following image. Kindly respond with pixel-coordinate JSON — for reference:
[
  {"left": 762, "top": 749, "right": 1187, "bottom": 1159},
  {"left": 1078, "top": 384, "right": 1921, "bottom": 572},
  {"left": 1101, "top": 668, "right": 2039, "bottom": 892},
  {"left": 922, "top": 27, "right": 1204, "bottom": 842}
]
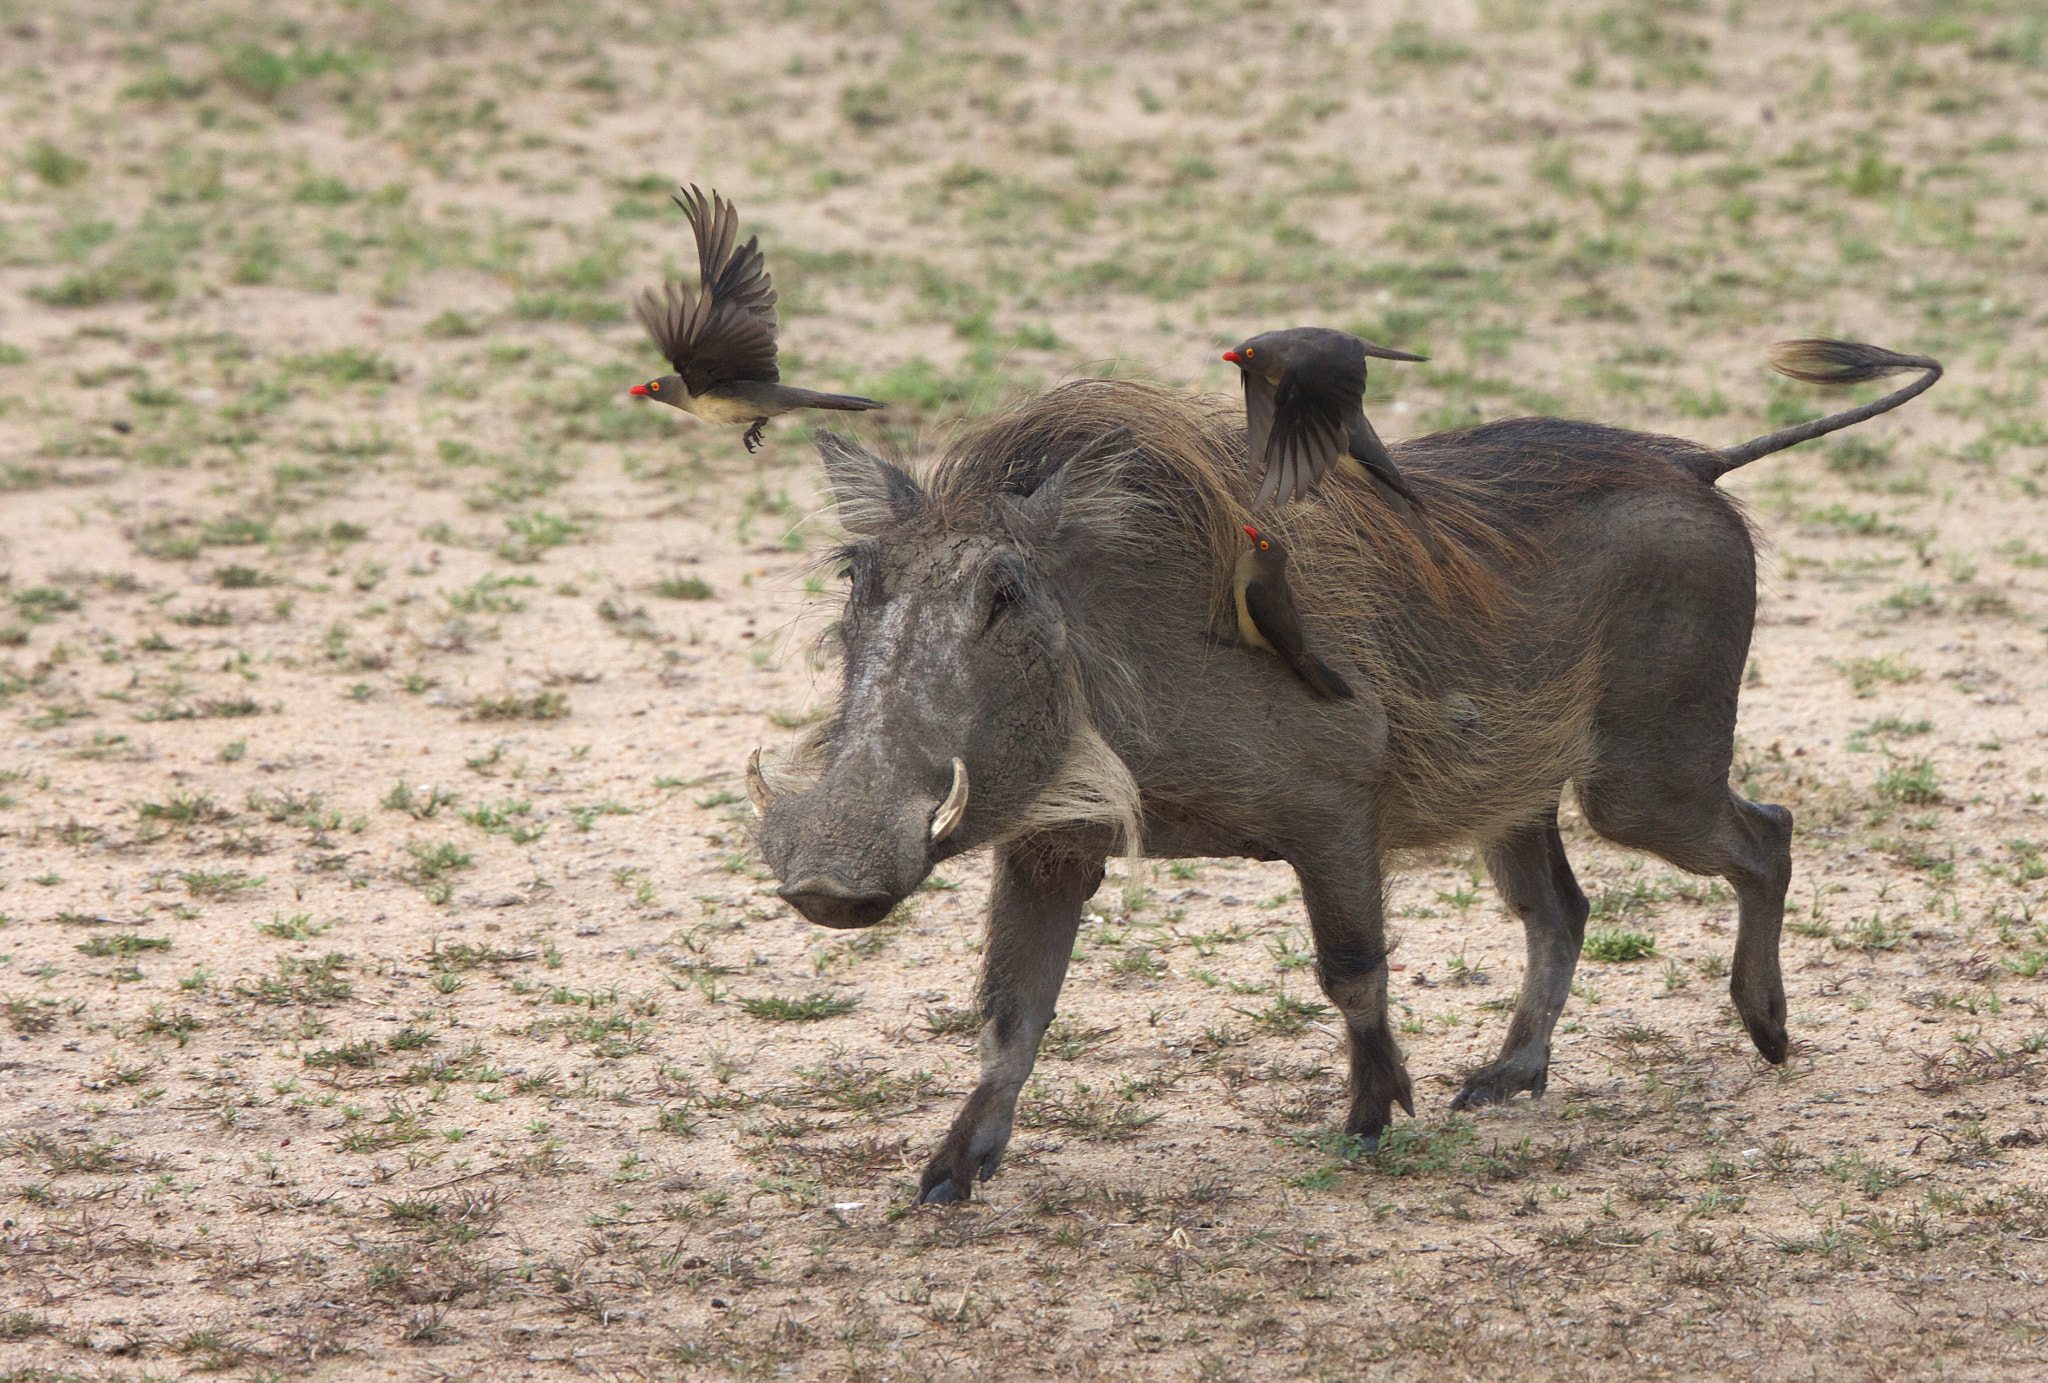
[
  {"left": 1235, "top": 526, "right": 1355, "bottom": 701},
  {"left": 629, "top": 186, "right": 883, "bottom": 452},
  {"left": 1223, "top": 327, "right": 1428, "bottom": 523}
]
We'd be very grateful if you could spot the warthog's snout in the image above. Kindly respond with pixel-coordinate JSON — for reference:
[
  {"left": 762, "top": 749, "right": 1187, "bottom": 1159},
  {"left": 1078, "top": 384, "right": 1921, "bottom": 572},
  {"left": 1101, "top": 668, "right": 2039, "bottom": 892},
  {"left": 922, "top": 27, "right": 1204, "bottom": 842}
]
[
  {"left": 758, "top": 758, "right": 971, "bottom": 930},
  {"left": 775, "top": 875, "right": 903, "bottom": 930}
]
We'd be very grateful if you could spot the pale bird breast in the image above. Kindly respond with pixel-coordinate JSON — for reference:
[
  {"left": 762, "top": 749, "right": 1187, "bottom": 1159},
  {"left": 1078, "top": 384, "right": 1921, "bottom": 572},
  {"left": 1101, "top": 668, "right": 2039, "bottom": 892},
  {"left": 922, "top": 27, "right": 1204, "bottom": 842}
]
[
  {"left": 1233, "top": 578, "right": 1276, "bottom": 655},
  {"left": 685, "top": 393, "right": 764, "bottom": 425}
]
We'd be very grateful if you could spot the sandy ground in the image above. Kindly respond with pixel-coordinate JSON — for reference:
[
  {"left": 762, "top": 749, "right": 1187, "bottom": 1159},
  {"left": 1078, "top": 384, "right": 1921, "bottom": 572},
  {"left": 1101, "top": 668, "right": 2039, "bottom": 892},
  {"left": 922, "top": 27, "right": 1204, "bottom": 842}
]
[{"left": 1, "top": 1, "right": 2046, "bottom": 1378}]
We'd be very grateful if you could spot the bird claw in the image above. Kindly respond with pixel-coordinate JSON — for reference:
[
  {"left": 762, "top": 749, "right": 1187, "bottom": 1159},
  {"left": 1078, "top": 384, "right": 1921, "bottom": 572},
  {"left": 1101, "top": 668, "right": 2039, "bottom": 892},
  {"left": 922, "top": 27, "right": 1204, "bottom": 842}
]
[{"left": 742, "top": 421, "right": 766, "bottom": 453}]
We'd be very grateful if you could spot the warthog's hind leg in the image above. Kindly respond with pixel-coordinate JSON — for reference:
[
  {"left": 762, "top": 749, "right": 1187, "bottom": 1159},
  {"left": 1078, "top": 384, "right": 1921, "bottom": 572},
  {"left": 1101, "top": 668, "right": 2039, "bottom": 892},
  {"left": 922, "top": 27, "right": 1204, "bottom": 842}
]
[
  {"left": 917, "top": 835, "right": 1101, "bottom": 1206},
  {"left": 1580, "top": 781, "right": 1793, "bottom": 1064},
  {"left": 1451, "top": 809, "right": 1588, "bottom": 1110},
  {"left": 1723, "top": 796, "right": 1794, "bottom": 1062},
  {"left": 1296, "top": 850, "right": 1413, "bottom": 1150}
]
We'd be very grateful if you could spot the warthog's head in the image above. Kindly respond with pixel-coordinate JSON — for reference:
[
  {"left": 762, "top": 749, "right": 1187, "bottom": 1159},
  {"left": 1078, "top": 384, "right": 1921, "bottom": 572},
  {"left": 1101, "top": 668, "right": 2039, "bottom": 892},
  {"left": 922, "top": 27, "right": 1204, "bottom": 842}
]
[{"left": 753, "top": 424, "right": 1156, "bottom": 929}]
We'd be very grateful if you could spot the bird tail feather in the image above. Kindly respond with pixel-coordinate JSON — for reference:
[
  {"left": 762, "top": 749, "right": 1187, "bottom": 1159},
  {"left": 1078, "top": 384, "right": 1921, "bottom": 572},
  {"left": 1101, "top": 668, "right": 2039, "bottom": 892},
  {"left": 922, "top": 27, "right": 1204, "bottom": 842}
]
[
  {"left": 1305, "top": 657, "right": 1356, "bottom": 702},
  {"left": 788, "top": 390, "right": 885, "bottom": 412}
]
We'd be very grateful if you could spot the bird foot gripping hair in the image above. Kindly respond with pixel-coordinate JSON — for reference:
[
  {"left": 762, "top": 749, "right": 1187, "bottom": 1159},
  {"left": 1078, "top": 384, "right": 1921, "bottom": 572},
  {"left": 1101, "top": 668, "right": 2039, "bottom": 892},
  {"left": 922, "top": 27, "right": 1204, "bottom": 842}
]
[
  {"left": 630, "top": 186, "right": 883, "bottom": 452},
  {"left": 1235, "top": 526, "right": 1355, "bottom": 702},
  {"left": 1223, "top": 328, "right": 1434, "bottom": 543}
]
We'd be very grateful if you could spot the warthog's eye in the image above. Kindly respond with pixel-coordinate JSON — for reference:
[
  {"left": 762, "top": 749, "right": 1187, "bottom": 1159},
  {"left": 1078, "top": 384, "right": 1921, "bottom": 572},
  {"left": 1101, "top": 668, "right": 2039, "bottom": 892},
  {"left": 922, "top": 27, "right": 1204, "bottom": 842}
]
[
  {"left": 986, "top": 581, "right": 1020, "bottom": 630},
  {"left": 835, "top": 544, "right": 880, "bottom": 598},
  {"left": 983, "top": 559, "right": 1029, "bottom": 633},
  {"left": 831, "top": 544, "right": 884, "bottom": 645}
]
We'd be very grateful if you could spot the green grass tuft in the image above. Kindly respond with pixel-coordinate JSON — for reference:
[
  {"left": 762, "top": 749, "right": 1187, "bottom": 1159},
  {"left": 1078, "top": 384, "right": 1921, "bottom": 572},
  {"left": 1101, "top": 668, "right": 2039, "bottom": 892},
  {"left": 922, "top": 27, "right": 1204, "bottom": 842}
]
[
  {"left": 1582, "top": 927, "right": 1658, "bottom": 963},
  {"left": 738, "top": 992, "right": 860, "bottom": 1023}
]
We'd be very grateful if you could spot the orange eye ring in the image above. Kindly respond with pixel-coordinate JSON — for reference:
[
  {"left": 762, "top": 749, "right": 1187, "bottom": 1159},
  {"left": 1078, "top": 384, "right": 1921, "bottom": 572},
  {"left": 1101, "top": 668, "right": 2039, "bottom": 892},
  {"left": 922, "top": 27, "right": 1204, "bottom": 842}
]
[
  {"left": 649, "top": 381, "right": 660, "bottom": 391},
  {"left": 1243, "top": 348, "right": 1254, "bottom": 359},
  {"left": 1258, "top": 540, "right": 1269, "bottom": 550}
]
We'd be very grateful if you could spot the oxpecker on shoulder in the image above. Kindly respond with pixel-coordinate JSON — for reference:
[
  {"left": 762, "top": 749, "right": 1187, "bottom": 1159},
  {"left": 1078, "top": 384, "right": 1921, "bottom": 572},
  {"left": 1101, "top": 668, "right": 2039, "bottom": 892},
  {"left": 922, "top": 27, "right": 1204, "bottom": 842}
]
[{"left": 1234, "top": 525, "right": 1355, "bottom": 702}]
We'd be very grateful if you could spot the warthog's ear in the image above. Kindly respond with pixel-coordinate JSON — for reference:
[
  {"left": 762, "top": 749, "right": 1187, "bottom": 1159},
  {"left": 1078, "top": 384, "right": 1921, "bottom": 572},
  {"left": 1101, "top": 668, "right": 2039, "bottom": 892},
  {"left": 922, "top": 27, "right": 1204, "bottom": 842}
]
[
  {"left": 817, "top": 431, "right": 924, "bottom": 534},
  {"left": 1000, "top": 426, "right": 1135, "bottom": 546}
]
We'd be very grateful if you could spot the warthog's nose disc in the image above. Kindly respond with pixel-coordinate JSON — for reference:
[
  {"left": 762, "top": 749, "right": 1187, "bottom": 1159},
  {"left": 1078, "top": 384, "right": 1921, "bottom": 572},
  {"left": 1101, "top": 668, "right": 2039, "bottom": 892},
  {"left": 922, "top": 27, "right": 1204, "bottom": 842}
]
[{"left": 777, "top": 877, "right": 900, "bottom": 930}]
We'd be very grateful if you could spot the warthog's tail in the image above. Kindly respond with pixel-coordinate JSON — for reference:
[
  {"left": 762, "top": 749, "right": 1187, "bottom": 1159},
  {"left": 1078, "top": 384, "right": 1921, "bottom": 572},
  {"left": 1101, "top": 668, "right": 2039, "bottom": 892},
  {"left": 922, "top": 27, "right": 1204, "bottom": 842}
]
[{"left": 1698, "top": 340, "right": 1943, "bottom": 482}]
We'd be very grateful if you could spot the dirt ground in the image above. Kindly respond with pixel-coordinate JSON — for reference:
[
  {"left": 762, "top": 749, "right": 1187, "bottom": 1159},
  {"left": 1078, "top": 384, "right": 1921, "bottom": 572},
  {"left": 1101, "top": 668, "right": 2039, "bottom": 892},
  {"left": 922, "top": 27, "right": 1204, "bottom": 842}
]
[{"left": 1, "top": 1, "right": 2046, "bottom": 1378}]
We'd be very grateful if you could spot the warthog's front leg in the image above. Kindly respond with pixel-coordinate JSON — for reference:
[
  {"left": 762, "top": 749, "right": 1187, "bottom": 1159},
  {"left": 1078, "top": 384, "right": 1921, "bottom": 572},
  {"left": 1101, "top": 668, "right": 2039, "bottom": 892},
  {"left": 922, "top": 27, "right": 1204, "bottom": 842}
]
[
  {"left": 1295, "top": 848, "right": 1413, "bottom": 1150},
  {"left": 1452, "top": 811, "right": 1588, "bottom": 1110},
  {"left": 918, "top": 835, "right": 1102, "bottom": 1206}
]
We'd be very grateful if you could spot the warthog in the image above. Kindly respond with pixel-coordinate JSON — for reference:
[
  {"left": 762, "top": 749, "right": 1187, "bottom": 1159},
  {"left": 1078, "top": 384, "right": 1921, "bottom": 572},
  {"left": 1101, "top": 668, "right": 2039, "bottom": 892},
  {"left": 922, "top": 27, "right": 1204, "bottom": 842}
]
[{"left": 754, "top": 341, "right": 1940, "bottom": 1205}]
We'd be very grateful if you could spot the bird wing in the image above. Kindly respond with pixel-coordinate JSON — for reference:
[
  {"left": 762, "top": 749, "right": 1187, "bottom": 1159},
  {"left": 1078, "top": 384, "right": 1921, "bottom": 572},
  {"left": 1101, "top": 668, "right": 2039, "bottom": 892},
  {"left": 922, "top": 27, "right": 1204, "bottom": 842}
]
[
  {"left": 634, "top": 280, "right": 700, "bottom": 372},
  {"left": 675, "top": 185, "right": 778, "bottom": 324},
  {"left": 684, "top": 302, "right": 780, "bottom": 392},
  {"left": 638, "top": 183, "right": 783, "bottom": 392},
  {"left": 675, "top": 185, "right": 735, "bottom": 289},
  {"left": 1253, "top": 368, "right": 1352, "bottom": 509},
  {"left": 1241, "top": 576, "right": 1307, "bottom": 665},
  {"left": 1244, "top": 370, "right": 1278, "bottom": 501},
  {"left": 1243, "top": 575, "right": 1354, "bottom": 701},
  {"left": 1347, "top": 413, "right": 1421, "bottom": 508},
  {"left": 634, "top": 283, "right": 782, "bottom": 391}
]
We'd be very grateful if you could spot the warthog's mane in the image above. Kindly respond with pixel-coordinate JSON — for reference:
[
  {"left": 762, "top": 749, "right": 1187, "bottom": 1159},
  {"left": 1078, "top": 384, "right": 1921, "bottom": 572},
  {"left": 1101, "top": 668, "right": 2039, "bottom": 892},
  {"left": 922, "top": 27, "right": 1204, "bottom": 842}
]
[
  {"left": 903, "top": 379, "right": 1735, "bottom": 850},
  {"left": 918, "top": 378, "right": 1721, "bottom": 617}
]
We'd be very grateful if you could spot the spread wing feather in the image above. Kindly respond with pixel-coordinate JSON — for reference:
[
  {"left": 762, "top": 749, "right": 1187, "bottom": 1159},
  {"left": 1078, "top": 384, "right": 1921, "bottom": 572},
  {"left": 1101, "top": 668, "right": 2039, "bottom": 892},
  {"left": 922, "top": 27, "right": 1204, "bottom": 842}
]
[
  {"left": 674, "top": 185, "right": 734, "bottom": 292},
  {"left": 1252, "top": 368, "right": 1352, "bottom": 509},
  {"left": 676, "top": 184, "right": 777, "bottom": 322},
  {"left": 1245, "top": 373, "right": 1280, "bottom": 507},
  {"left": 637, "top": 186, "right": 781, "bottom": 390},
  {"left": 634, "top": 283, "right": 781, "bottom": 392},
  {"left": 711, "top": 237, "right": 777, "bottom": 320},
  {"left": 684, "top": 304, "right": 779, "bottom": 394}
]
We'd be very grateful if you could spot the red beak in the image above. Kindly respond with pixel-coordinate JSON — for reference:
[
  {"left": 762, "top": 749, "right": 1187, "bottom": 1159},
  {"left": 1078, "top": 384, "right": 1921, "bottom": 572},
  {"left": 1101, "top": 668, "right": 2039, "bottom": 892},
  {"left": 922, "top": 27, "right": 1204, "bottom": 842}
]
[
  {"left": 1243, "top": 525, "right": 1258, "bottom": 539},
  {"left": 628, "top": 384, "right": 648, "bottom": 396},
  {"left": 1221, "top": 350, "right": 1241, "bottom": 364}
]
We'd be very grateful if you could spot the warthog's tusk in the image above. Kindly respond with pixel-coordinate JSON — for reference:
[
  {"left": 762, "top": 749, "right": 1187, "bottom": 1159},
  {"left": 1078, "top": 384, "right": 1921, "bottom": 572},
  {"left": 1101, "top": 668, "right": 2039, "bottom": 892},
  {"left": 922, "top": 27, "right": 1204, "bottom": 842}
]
[
  {"left": 931, "top": 757, "right": 969, "bottom": 841},
  {"left": 745, "top": 748, "right": 774, "bottom": 817}
]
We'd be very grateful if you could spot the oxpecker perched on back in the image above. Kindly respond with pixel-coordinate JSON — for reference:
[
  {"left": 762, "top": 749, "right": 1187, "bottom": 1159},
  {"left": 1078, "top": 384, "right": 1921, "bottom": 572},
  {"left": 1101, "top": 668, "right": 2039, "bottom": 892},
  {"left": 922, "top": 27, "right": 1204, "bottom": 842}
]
[
  {"left": 1223, "top": 327, "right": 1431, "bottom": 544},
  {"left": 1234, "top": 526, "right": 1355, "bottom": 702}
]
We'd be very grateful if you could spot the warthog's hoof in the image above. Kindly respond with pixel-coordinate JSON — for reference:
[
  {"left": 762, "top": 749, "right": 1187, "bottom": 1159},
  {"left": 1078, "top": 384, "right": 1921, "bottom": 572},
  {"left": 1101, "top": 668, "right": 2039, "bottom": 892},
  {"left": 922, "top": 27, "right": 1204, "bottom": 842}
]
[
  {"left": 1732, "top": 976, "right": 1789, "bottom": 1064},
  {"left": 1448, "top": 1079, "right": 1519, "bottom": 1112},
  {"left": 1341, "top": 1115, "right": 1396, "bottom": 1156},
  {"left": 917, "top": 1175, "right": 968, "bottom": 1206},
  {"left": 1448, "top": 1083, "right": 1501, "bottom": 1112},
  {"left": 1745, "top": 1018, "right": 1789, "bottom": 1065},
  {"left": 917, "top": 1142, "right": 1005, "bottom": 1206},
  {"left": 1448, "top": 1056, "right": 1548, "bottom": 1112}
]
